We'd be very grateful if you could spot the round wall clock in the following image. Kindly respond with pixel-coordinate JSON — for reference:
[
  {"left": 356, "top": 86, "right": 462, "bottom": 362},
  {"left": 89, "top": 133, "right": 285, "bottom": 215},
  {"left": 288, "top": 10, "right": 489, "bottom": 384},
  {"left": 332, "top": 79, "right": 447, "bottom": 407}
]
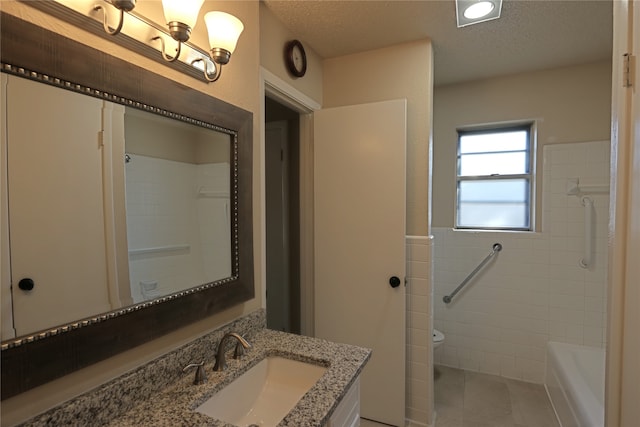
[{"left": 285, "top": 39, "right": 307, "bottom": 78}]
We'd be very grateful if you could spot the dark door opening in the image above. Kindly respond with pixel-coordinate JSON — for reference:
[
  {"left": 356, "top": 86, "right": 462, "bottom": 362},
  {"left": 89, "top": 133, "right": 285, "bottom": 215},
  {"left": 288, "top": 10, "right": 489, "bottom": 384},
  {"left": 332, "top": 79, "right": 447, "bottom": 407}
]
[{"left": 264, "top": 96, "right": 301, "bottom": 334}]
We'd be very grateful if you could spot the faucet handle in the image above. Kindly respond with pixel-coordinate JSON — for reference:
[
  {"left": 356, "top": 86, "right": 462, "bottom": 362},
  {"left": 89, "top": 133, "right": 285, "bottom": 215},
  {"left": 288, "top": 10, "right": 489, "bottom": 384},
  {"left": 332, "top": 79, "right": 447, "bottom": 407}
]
[
  {"left": 183, "top": 361, "right": 207, "bottom": 385},
  {"left": 233, "top": 341, "right": 246, "bottom": 359}
]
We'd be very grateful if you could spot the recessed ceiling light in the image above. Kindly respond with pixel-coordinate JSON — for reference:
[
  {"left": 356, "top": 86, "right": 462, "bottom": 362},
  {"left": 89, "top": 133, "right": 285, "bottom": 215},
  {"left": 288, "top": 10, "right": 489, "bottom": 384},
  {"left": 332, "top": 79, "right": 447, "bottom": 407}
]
[
  {"left": 463, "top": 1, "right": 494, "bottom": 19},
  {"left": 456, "top": 0, "right": 502, "bottom": 28}
]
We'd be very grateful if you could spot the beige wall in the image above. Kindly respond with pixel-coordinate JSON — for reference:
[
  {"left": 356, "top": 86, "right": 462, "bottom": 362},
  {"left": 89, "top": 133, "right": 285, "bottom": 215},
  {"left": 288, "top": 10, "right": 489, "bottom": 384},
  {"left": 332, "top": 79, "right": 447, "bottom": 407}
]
[
  {"left": 124, "top": 109, "right": 230, "bottom": 164},
  {"left": 260, "top": 5, "right": 434, "bottom": 235},
  {"left": 259, "top": 3, "right": 323, "bottom": 105},
  {"left": 0, "top": 1, "right": 262, "bottom": 425},
  {"left": 432, "top": 60, "right": 612, "bottom": 228},
  {"left": 323, "top": 40, "right": 434, "bottom": 236}
]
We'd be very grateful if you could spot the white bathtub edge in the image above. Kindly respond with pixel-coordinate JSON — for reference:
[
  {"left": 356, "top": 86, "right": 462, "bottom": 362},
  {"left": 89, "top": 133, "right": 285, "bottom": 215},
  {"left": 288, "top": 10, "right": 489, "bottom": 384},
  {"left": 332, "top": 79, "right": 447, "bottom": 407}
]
[{"left": 545, "top": 342, "right": 604, "bottom": 427}]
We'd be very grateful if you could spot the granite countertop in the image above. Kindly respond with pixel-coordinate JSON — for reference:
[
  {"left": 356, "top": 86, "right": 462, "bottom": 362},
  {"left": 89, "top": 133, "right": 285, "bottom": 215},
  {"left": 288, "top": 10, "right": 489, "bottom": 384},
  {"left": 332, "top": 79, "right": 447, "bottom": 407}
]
[{"left": 107, "top": 329, "right": 371, "bottom": 427}]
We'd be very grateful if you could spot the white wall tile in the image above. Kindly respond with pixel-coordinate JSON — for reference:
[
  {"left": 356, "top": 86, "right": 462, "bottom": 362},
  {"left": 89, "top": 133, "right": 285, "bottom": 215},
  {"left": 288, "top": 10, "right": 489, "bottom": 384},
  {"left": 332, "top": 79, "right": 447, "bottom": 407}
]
[
  {"left": 433, "top": 141, "right": 609, "bottom": 384},
  {"left": 406, "top": 235, "right": 434, "bottom": 425}
]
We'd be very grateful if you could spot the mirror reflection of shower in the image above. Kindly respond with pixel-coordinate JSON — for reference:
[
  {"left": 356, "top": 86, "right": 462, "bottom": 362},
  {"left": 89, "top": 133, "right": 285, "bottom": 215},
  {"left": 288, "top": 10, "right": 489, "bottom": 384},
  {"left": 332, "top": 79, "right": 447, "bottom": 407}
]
[{"left": 123, "top": 107, "right": 232, "bottom": 303}]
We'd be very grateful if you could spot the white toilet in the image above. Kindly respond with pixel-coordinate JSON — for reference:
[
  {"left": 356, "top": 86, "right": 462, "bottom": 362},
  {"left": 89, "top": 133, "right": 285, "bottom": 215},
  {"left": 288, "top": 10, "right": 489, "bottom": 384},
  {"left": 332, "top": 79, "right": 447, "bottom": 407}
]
[{"left": 433, "top": 329, "right": 445, "bottom": 350}]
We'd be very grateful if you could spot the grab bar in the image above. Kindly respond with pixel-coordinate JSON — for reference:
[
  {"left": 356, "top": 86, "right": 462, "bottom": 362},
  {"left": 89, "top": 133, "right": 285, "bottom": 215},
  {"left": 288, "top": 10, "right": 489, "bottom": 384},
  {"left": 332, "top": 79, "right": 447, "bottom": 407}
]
[
  {"left": 579, "top": 196, "right": 593, "bottom": 268},
  {"left": 443, "top": 243, "right": 502, "bottom": 304}
]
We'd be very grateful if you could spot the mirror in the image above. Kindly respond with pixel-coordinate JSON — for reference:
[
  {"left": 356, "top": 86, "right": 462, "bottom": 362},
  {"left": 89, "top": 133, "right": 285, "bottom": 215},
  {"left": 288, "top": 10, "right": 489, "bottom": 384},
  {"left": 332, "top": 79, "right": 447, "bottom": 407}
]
[
  {"left": 1, "top": 12, "right": 254, "bottom": 399},
  {"left": 2, "top": 77, "right": 237, "bottom": 338},
  {"left": 124, "top": 108, "right": 233, "bottom": 304}
]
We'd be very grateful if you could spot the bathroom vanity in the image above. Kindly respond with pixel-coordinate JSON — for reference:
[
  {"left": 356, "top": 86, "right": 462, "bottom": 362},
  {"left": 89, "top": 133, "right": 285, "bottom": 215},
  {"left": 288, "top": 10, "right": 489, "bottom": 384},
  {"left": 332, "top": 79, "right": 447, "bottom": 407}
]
[{"left": 18, "top": 310, "right": 370, "bottom": 427}]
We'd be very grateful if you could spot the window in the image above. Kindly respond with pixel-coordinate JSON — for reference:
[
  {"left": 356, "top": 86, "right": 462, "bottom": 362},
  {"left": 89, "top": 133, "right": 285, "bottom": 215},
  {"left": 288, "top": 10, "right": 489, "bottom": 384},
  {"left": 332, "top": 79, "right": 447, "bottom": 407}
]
[{"left": 456, "top": 124, "right": 534, "bottom": 230}]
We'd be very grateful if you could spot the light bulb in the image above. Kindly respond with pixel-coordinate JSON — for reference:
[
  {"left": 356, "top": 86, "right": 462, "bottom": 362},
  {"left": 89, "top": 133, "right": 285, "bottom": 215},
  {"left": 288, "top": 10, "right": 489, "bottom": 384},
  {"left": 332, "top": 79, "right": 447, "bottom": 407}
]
[{"left": 464, "top": 1, "right": 495, "bottom": 19}]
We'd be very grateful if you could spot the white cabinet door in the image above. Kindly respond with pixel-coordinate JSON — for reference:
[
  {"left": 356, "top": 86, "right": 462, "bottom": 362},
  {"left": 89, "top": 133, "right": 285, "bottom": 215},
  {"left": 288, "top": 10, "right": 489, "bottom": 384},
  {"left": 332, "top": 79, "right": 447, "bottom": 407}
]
[
  {"left": 328, "top": 378, "right": 361, "bottom": 427},
  {"left": 314, "top": 99, "right": 407, "bottom": 426},
  {"left": 4, "top": 75, "right": 112, "bottom": 336}
]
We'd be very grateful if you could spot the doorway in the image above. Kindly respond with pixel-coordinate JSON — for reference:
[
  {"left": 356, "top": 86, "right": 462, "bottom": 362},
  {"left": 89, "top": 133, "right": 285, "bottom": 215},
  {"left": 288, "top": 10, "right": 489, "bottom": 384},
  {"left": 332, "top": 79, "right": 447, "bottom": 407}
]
[{"left": 264, "top": 96, "right": 301, "bottom": 334}]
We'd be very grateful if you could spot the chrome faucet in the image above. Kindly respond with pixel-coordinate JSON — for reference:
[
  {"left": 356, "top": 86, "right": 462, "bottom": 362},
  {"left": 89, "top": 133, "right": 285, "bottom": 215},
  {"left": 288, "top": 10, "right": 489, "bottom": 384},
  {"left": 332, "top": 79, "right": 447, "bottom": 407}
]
[{"left": 213, "top": 332, "right": 251, "bottom": 371}]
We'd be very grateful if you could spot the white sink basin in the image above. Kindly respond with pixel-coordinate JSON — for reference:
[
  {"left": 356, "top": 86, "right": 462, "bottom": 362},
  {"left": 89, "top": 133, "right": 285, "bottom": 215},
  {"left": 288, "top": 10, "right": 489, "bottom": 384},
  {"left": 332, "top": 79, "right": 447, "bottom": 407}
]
[{"left": 196, "top": 356, "right": 327, "bottom": 427}]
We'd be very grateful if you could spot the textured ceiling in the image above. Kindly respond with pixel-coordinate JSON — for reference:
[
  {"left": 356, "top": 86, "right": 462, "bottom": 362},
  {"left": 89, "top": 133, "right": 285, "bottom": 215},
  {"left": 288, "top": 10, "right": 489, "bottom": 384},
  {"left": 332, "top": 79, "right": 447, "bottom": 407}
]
[{"left": 262, "top": 0, "right": 613, "bottom": 86}]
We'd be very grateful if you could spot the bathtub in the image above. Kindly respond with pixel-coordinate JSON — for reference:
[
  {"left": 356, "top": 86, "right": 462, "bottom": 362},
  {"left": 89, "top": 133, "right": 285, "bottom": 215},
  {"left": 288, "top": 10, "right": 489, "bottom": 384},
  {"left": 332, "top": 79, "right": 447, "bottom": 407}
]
[{"left": 545, "top": 342, "right": 605, "bottom": 427}]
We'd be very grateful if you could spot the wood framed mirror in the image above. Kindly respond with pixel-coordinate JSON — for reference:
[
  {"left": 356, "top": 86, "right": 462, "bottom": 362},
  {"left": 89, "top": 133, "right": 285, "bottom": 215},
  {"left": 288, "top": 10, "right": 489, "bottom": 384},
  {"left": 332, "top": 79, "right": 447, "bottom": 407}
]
[{"left": 0, "top": 12, "right": 254, "bottom": 399}]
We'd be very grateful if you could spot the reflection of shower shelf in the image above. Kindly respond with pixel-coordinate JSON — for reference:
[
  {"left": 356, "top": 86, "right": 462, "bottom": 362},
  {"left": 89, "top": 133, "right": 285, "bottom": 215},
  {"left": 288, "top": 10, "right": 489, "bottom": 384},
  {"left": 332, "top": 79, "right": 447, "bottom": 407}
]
[
  {"left": 197, "top": 187, "right": 230, "bottom": 198},
  {"left": 566, "top": 178, "right": 609, "bottom": 195},
  {"left": 128, "top": 244, "right": 190, "bottom": 256}
]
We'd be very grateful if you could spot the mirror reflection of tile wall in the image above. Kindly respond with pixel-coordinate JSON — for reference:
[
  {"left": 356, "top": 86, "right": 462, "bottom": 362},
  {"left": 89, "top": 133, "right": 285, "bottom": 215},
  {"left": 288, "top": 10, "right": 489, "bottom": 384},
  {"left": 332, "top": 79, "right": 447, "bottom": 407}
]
[{"left": 125, "top": 157, "right": 231, "bottom": 302}]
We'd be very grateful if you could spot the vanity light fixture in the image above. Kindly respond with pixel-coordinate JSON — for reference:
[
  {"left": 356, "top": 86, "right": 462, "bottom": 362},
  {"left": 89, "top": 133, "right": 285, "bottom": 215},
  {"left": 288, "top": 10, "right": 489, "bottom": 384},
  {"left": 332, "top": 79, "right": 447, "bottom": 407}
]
[
  {"left": 456, "top": 0, "right": 502, "bottom": 27},
  {"left": 88, "top": 0, "right": 243, "bottom": 81},
  {"left": 93, "top": 0, "right": 136, "bottom": 36},
  {"left": 190, "top": 12, "right": 244, "bottom": 82},
  {"left": 151, "top": 0, "right": 205, "bottom": 62},
  {"left": 162, "top": 0, "right": 203, "bottom": 42}
]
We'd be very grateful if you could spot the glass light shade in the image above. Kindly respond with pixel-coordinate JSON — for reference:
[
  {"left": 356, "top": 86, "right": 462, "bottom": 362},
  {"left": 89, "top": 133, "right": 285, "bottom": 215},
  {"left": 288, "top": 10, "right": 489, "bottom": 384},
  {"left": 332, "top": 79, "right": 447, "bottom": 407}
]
[
  {"left": 161, "top": 0, "right": 204, "bottom": 29},
  {"left": 204, "top": 11, "right": 244, "bottom": 54},
  {"left": 463, "top": 1, "right": 494, "bottom": 19}
]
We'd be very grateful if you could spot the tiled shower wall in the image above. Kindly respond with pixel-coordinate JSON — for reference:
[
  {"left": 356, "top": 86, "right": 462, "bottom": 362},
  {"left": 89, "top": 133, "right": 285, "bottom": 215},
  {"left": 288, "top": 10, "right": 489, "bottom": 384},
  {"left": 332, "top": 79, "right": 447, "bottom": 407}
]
[
  {"left": 406, "top": 236, "right": 434, "bottom": 426},
  {"left": 433, "top": 140, "right": 610, "bottom": 383},
  {"left": 125, "top": 156, "right": 230, "bottom": 302}
]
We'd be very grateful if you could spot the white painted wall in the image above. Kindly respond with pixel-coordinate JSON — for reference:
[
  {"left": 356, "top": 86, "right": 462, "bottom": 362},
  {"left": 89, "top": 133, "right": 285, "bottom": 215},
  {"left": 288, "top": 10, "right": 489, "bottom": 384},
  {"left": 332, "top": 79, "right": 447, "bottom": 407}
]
[{"left": 433, "top": 61, "right": 612, "bottom": 229}]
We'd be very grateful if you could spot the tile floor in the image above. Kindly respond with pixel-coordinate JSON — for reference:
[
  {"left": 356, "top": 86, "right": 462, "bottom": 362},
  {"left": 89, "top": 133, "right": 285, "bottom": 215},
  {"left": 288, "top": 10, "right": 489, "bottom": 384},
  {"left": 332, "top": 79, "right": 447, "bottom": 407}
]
[
  {"left": 360, "top": 419, "right": 388, "bottom": 427},
  {"left": 359, "top": 365, "right": 560, "bottom": 427},
  {"left": 434, "top": 365, "right": 559, "bottom": 427}
]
